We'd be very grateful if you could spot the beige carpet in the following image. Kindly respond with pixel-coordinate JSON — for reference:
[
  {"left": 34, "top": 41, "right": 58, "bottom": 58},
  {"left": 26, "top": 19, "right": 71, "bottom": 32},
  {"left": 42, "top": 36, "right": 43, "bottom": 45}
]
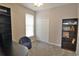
[{"left": 28, "top": 40, "right": 75, "bottom": 56}]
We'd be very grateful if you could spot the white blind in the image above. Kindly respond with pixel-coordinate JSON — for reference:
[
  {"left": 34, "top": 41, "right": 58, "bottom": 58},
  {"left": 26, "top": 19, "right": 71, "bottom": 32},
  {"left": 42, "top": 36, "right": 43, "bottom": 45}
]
[{"left": 25, "top": 14, "right": 34, "bottom": 37}]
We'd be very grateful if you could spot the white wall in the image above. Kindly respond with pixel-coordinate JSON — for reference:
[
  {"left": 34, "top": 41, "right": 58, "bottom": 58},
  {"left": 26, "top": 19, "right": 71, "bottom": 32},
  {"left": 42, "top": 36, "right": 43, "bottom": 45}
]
[
  {"left": 76, "top": 4, "right": 79, "bottom": 55},
  {"left": 36, "top": 4, "right": 77, "bottom": 46}
]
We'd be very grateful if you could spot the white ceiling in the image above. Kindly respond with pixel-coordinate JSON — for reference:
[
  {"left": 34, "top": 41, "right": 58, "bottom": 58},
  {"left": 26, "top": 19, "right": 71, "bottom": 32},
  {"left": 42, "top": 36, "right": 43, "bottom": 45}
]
[{"left": 21, "top": 3, "right": 69, "bottom": 11}]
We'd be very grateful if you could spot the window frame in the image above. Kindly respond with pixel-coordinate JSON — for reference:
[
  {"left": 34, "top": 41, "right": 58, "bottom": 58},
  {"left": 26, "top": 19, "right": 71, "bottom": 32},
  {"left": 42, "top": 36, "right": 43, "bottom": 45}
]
[{"left": 25, "top": 13, "right": 35, "bottom": 37}]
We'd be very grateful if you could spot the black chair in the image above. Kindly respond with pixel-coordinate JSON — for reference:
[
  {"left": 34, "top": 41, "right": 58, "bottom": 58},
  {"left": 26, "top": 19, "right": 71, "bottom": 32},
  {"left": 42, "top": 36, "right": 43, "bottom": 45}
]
[{"left": 19, "top": 36, "right": 32, "bottom": 49}]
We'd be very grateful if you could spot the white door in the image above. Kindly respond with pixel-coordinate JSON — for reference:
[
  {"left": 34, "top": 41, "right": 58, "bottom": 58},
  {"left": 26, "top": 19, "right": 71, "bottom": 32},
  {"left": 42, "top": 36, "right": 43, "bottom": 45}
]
[{"left": 36, "top": 18, "right": 49, "bottom": 43}]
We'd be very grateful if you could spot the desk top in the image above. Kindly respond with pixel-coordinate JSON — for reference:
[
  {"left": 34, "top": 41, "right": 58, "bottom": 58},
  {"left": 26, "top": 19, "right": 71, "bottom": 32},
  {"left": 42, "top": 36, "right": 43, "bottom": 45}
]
[{"left": 0, "top": 42, "right": 28, "bottom": 56}]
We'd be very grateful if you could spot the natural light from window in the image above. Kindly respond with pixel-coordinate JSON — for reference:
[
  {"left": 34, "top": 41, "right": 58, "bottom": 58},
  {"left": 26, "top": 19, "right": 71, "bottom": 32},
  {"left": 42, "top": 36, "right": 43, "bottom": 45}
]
[{"left": 25, "top": 14, "right": 34, "bottom": 37}]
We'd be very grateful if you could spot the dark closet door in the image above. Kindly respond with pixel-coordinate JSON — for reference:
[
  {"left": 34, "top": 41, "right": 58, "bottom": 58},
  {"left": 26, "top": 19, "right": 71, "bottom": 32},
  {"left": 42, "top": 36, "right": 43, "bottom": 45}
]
[{"left": 0, "top": 5, "right": 12, "bottom": 48}]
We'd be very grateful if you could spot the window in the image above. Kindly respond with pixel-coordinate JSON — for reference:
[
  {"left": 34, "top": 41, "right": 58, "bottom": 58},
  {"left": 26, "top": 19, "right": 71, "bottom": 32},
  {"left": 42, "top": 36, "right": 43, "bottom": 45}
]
[{"left": 25, "top": 14, "right": 34, "bottom": 37}]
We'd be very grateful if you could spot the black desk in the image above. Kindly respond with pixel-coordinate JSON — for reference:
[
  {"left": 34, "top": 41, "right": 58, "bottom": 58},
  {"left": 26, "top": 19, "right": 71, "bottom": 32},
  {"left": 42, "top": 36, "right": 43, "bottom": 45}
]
[{"left": 0, "top": 42, "right": 28, "bottom": 56}]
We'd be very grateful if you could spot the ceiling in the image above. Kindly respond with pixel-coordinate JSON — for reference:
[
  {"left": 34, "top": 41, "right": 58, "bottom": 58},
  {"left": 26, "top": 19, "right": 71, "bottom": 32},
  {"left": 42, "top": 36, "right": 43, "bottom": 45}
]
[{"left": 21, "top": 3, "right": 69, "bottom": 11}]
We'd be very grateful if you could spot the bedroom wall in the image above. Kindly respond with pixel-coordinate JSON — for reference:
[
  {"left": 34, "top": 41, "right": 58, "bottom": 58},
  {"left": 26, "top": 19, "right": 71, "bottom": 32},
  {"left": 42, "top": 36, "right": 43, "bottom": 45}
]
[
  {"left": 36, "top": 4, "right": 77, "bottom": 46},
  {"left": 0, "top": 3, "right": 35, "bottom": 43},
  {"left": 76, "top": 4, "right": 79, "bottom": 55}
]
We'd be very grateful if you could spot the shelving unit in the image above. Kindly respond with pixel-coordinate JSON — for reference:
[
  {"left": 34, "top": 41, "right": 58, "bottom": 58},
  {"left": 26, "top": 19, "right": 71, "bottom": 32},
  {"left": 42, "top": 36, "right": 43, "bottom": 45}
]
[{"left": 61, "top": 18, "right": 78, "bottom": 51}]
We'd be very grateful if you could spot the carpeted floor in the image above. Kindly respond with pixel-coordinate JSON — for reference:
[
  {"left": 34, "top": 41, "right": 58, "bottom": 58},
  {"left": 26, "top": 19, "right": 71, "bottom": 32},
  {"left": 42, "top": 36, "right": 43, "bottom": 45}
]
[{"left": 28, "top": 40, "right": 76, "bottom": 56}]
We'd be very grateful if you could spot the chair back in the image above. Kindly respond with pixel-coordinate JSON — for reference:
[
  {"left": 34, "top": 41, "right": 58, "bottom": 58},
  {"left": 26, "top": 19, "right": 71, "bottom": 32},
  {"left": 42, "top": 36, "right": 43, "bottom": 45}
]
[
  {"left": 19, "top": 36, "right": 32, "bottom": 49},
  {"left": 19, "top": 36, "right": 31, "bottom": 44}
]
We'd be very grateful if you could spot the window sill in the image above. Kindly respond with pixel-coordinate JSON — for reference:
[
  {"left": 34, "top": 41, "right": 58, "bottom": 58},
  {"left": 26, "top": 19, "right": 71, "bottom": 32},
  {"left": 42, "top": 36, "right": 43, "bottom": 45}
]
[{"left": 27, "top": 36, "right": 35, "bottom": 38}]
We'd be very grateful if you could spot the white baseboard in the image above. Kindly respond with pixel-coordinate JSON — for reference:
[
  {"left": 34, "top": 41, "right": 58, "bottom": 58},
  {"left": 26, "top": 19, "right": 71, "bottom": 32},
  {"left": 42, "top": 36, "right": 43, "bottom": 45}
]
[
  {"left": 47, "top": 42, "right": 61, "bottom": 47},
  {"left": 37, "top": 40, "right": 61, "bottom": 47}
]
